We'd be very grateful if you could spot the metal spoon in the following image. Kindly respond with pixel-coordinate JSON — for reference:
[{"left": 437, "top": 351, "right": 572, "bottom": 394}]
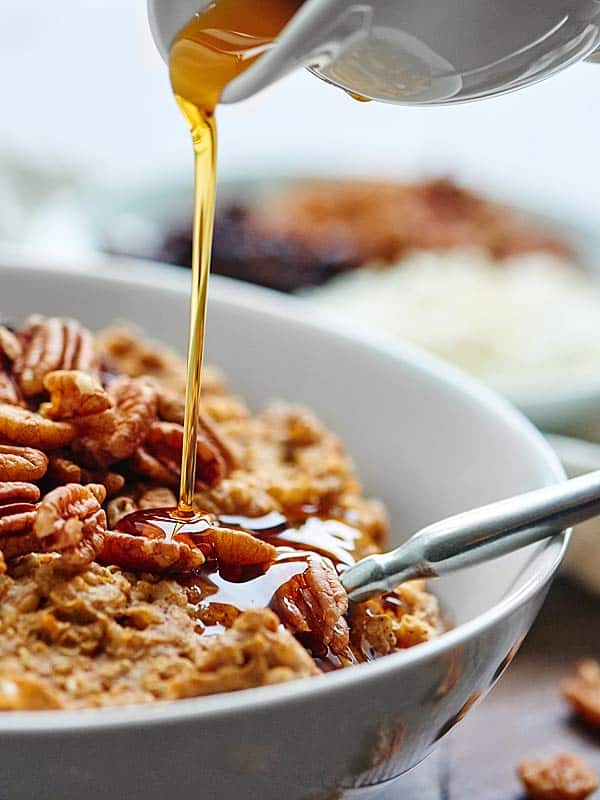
[{"left": 341, "top": 470, "right": 600, "bottom": 603}]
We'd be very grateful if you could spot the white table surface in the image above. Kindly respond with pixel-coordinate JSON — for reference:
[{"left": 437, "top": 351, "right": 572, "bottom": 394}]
[{"left": 1, "top": 0, "right": 599, "bottom": 225}]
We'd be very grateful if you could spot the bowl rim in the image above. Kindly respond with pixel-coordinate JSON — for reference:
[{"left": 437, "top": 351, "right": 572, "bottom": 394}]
[{"left": 0, "top": 250, "right": 568, "bottom": 734}]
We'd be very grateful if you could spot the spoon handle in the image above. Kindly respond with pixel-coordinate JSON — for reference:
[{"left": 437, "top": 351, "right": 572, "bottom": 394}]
[{"left": 341, "top": 469, "right": 600, "bottom": 603}]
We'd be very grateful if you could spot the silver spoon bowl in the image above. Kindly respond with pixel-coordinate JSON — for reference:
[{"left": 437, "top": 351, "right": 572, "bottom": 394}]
[{"left": 342, "top": 469, "right": 600, "bottom": 602}]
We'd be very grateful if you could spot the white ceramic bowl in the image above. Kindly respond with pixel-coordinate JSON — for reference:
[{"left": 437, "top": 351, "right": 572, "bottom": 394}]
[{"left": 0, "top": 251, "right": 567, "bottom": 800}]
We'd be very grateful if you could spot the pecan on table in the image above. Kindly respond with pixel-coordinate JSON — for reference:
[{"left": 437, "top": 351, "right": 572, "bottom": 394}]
[
  {"left": 563, "top": 659, "right": 600, "bottom": 727},
  {"left": 517, "top": 753, "right": 599, "bottom": 800}
]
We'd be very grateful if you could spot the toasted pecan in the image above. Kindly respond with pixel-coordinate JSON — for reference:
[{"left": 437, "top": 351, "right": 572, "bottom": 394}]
[
  {"left": 0, "top": 482, "right": 40, "bottom": 505},
  {"left": 106, "top": 495, "right": 138, "bottom": 528},
  {"left": 95, "top": 324, "right": 187, "bottom": 393},
  {"left": 14, "top": 316, "right": 99, "bottom": 397},
  {"left": 563, "top": 660, "right": 600, "bottom": 727},
  {"left": 72, "top": 377, "right": 157, "bottom": 468},
  {"left": 0, "top": 404, "right": 75, "bottom": 449},
  {"left": 517, "top": 753, "right": 599, "bottom": 800},
  {"left": 0, "top": 326, "right": 21, "bottom": 363},
  {"left": 0, "top": 501, "right": 37, "bottom": 538},
  {"left": 209, "top": 526, "right": 276, "bottom": 565},
  {"left": 34, "top": 483, "right": 107, "bottom": 567},
  {"left": 98, "top": 529, "right": 205, "bottom": 573},
  {"left": 272, "top": 553, "right": 350, "bottom": 654},
  {"left": 41, "top": 370, "right": 111, "bottom": 420},
  {"left": 0, "top": 444, "right": 48, "bottom": 482}
]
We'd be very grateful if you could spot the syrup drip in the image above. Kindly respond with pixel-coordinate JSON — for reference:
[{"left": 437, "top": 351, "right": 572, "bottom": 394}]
[
  {"left": 169, "top": 0, "right": 303, "bottom": 515},
  {"left": 115, "top": 508, "right": 326, "bottom": 637},
  {"left": 346, "top": 90, "right": 372, "bottom": 103},
  {"left": 129, "top": 0, "right": 379, "bottom": 666}
]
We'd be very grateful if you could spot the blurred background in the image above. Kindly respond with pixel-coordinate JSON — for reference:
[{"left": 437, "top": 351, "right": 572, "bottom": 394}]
[{"left": 1, "top": 0, "right": 598, "bottom": 213}]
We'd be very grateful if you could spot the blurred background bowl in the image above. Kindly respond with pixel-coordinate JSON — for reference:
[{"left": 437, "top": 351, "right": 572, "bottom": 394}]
[{"left": 78, "top": 174, "right": 600, "bottom": 434}]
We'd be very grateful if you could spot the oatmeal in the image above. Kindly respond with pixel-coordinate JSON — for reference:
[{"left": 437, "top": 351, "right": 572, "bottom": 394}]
[{"left": 0, "top": 315, "right": 443, "bottom": 709}]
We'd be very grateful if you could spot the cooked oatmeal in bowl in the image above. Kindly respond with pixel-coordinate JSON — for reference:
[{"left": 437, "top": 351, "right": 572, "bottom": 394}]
[
  {"left": 0, "top": 316, "right": 443, "bottom": 710},
  {"left": 0, "top": 259, "right": 568, "bottom": 800}
]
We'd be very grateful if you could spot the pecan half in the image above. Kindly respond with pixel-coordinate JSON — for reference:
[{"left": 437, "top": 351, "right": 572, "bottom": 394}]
[
  {"left": 98, "top": 530, "right": 205, "bottom": 573},
  {"left": 0, "top": 444, "right": 48, "bottom": 482},
  {"left": 209, "top": 526, "right": 276, "bottom": 565},
  {"left": 0, "top": 327, "right": 21, "bottom": 363},
  {"left": 45, "top": 456, "right": 82, "bottom": 487},
  {"left": 272, "top": 553, "right": 350, "bottom": 654},
  {"left": 0, "top": 491, "right": 39, "bottom": 567},
  {"left": 72, "top": 377, "right": 157, "bottom": 468},
  {"left": 0, "top": 365, "right": 21, "bottom": 407},
  {"left": 0, "top": 482, "right": 40, "bottom": 504},
  {"left": 0, "top": 501, "right": 37, "bottom": 537},
  {"left": 0, "top": 326, "right": 23, "bottom": 406},
  {"left": 563, "top": 660, "right": 600, "bottom": 726},
  {"left": 0, "top": 404, "right": 75, "bottom": 449},
  {"left": 14, "top": 316, "right": 99, "bottom": 397},
  {"left": 41, "top": 370, "right": 111, "bottom": 420},
  {"left": 130, "top": 418, "right": 233, "bottom": 489},
  {"left": 34, "top": 483, "right": 107, "bottom": 567},
  {"left": 517, "top": 753, "right": 599, "bottom": 800}
]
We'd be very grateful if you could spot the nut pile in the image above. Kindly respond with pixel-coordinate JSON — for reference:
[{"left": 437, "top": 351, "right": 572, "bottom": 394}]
[
  {"left": 0, "top": 316, "right": 238, "bottom": 576},
  {"left": 0, "top": 314, "right": 443, "bottom": 709}
]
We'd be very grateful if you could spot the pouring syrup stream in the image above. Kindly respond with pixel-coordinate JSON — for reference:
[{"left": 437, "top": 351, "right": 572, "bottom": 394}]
[
  {"left": 168, "top": 0, "right": 303, "bottom": 516},
  {"left": 115, "top": 1, "right": 383, "bottom": 666}
]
